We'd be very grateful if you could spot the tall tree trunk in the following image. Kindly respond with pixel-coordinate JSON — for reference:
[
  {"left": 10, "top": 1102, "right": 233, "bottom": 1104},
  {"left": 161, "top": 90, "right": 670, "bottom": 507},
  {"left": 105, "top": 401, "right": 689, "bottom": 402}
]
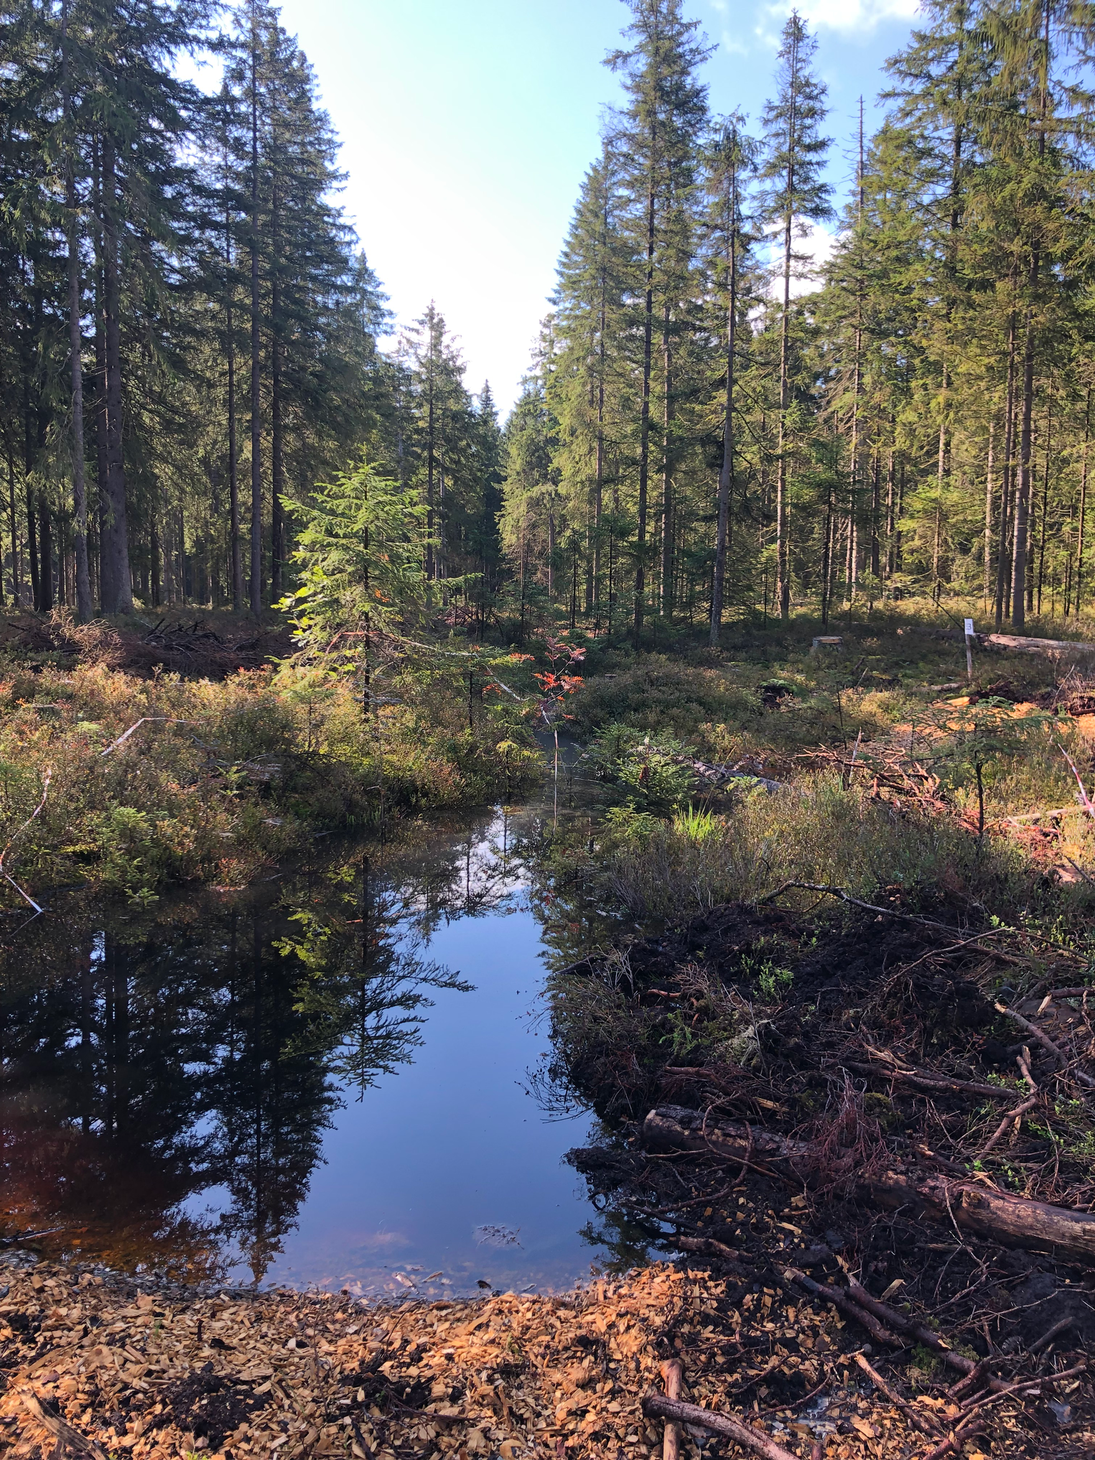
[
  {"left": 91, "top": 138, "right": 111, "bottom": 615},
  {"left": 1011, "top": 306, "right": 1036, "bottom": 629},
  {"left": 151, "top": 511, "right": 161, "bottom": 607},
  {"left": 1076, "top": 389, "right": 1090, "bottom": 616},
  {"left": 635, "top": 181, "right": 655, "bottom": 642},
  {"left": 249, "top": 32, "right": 262, "bottom": 616},
  {"left": 659, "top": 303, "right": 673, "bottom": 617},
  {"left": 776, "top": 196, "right": 793, "bottom": 620},
  {"left": 39, "top": 496, "right": 52, "bottom": 613},
  {"left": 7, "top": 449, "right": 20, "bottom": 608},
  {"left": 1036, "top": 405, "right": 1051, "bottom": 615},
  {"left": 775, "top": 25, "right": 799, "bottom": 623},
  {"left": 981, "top": 420, "right": 994, "bottom": 612},
  {"left": 99, "top": 134, "right": 132, "bottom": 613},
  {"left": 425, "top": 365, "right": 436, "bottom": 580},
  {"left": 61, "top": 0, "right": 91, "bottom": 622},
  {"left": 26, "top": 486, "right": 38, "bottom": 613},
  {"left": 591, "top": 265, "right": 606, "bottom": 620},
  {"left": 710, "top": 154, "right": 738, "bottom": 648},
  {"left": 996, "top": 307, "right": 1018, "bottom": 627},
  {"left": 271, "top": 267, "right": 284, "bottom": 601},
  {"left": 226, "top": 180, "right": 242, "bottom": 612}
]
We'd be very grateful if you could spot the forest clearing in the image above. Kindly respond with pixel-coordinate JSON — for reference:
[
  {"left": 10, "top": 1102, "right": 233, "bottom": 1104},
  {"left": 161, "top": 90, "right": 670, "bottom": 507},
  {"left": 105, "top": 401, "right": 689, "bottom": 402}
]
[{"left": 6, "top": 0, "right": 1095, "bottom": 1456}]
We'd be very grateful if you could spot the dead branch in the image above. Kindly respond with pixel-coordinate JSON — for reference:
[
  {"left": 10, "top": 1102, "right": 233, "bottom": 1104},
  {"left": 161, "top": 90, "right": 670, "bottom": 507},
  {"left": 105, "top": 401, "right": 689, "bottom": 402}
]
[
  {"left": 645, "top": 1106, "right": 1095, "bottom": 1264},
  {"left": 848, "top": 1059, "right": 1020, "bottom": 1103},
  {"left": 16, "top": 1390, "right": 107, "bottom": 1460},
  {"left": 0, "top": 768, "right": 51, "bottom": 914},
  {"left": 852, "top": 1351, "right": 945, "bottom": 1439},
  {"left": 785, "top": 1270, "right": 899, "bottom": 1347},
  {"left": 98, "top": 716, "right": 196, "bottom": 757},
  {"left": 994, "top": 1001, "right": 1095, "bottom": 1087},
  {"left": 641, "top": 1392, "right": 798, "bottom": 1460},
  {"left": 980, "top": 1095, "right": 1041, "bottom": 1157}
]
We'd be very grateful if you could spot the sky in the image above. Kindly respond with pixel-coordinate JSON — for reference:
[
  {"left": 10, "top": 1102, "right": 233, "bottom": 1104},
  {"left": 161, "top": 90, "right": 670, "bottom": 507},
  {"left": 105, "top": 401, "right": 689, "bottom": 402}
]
[{"left": 265, "top": 0, "right": 926, "bottom": 414}]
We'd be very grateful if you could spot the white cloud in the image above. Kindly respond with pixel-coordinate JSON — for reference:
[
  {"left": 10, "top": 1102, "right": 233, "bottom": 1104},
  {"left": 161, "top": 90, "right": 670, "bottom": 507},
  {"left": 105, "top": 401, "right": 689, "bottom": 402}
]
[{"left": 765, "top": 0, "right": 920, "bottom": 35}]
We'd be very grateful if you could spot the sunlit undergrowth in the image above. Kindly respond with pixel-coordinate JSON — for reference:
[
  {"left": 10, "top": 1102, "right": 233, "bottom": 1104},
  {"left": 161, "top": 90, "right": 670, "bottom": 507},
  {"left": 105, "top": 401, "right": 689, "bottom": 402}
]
[
  {"left": 0, "top": 656, "right": 541, "bottom": 906},
  {"left": 586, "top": 774, "right": 1072, "bottom": 923}
]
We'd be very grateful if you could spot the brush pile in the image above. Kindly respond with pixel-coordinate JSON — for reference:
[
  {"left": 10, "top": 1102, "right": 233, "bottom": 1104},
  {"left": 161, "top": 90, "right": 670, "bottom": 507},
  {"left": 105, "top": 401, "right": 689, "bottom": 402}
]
[
  {"left": 0, "top": 612, "right": 290, "bottom": 679},
  {"left": 555, "top": 899, "right": 1095, "bottom": 1455}
]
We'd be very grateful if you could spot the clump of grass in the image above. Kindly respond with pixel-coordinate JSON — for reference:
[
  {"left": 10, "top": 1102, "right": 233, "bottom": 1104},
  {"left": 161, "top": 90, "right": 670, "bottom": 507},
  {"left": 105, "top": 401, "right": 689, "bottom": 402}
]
[{"left": 586, "top": 773, "right": 1061, "bottom": 924}]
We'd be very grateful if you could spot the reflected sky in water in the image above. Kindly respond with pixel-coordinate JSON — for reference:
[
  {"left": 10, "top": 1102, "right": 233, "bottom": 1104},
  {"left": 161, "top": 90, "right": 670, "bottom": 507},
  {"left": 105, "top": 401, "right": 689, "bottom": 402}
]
[
  {"left": 0, "top": 766, "right": 610, "bottom": 1298},
  {"left": 257, "top": 895, "right": 595, "bottom": 1299}
]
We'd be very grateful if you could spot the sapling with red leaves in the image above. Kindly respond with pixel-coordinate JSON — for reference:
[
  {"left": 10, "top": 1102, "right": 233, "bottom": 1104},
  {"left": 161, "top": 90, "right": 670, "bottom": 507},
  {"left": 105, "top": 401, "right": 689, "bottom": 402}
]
[{"left": 533, "top": 635, "right": 586, "bottom": 823}]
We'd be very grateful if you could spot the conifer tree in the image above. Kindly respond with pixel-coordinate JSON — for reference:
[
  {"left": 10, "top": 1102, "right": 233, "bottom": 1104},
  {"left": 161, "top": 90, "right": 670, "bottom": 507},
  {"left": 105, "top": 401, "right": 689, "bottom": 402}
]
[
  {"left": 758, "top": 11, "right": 832, "bottom": 621},
  {"left": 606, "top": 0, "right": 711, "bottom": 639}
]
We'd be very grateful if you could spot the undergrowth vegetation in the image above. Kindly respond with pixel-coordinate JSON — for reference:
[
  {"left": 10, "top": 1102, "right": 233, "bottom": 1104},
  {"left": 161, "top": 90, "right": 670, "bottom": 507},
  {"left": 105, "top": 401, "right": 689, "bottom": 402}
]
[{"left": 0, "top": 651, "right": 541, "bottom": 906}]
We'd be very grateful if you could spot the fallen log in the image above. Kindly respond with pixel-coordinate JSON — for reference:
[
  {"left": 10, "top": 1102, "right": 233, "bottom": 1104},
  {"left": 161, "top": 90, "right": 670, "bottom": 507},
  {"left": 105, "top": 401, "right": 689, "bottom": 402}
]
[
  {"left": 643, "top": 1105, "right": 1095, "bottom": 1266},
  {"left": 983, "top": 632, "right": 1095, "bottom": 657}
]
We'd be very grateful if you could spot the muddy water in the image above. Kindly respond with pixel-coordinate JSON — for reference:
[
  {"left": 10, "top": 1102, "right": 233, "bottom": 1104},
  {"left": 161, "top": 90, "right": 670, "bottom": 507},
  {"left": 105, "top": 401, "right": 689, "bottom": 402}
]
[{"left": 0, "top": 764, "right": 622, "bottom": 1298}]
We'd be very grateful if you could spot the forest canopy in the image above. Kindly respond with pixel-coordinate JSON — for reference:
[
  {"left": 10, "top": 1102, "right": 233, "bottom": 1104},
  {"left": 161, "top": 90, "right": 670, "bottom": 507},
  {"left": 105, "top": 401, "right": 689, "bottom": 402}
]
[{"left": 3, "top": 0, "right": 1095, "bottom": 642}]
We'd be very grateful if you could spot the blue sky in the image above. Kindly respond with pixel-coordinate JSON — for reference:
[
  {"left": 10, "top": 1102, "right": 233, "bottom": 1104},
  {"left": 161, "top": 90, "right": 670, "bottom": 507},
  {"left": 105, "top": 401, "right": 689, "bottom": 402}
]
[{"left": 270, "top": 0, "right": 925, "bottom": 413}]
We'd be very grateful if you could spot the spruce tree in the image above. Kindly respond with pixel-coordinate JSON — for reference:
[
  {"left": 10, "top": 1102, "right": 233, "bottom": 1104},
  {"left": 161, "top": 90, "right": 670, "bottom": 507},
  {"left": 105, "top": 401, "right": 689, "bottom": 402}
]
[{"left": 758, "top": 11, "right": 831, "bottom": 621}]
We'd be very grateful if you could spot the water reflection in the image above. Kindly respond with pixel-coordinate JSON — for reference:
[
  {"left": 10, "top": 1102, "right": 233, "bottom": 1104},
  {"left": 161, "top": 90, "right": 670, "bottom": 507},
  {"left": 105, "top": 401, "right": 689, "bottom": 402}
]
[{"left": 0, "top": 808, "right": 550, "bottom": 1285}]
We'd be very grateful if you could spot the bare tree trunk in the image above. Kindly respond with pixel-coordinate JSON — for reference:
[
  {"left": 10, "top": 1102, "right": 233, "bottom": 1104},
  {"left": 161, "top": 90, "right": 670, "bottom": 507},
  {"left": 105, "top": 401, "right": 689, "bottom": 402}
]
[
  {"left": 225, "top": 162, "right": 242, "bottom": 613},
  {"left": 635, "top": 182, "right": 655, "bottom": 642},
  {"left": 7, "top": 448, "right": 20, "bottom": 607},
  {"left": 249, "top": 29, "right": 262, "bottom": 616},
  {"left": 711, "top": 151, "right": 739, "bottom": 647},
  {"left": 984, "top": 419, "right": 995, "bottom": 612},
  {"left": 99, "top": 135, "right": 132, "bottom": 613},
  {"left": 996, "top": 306, "right": 1018, "bottom": 627},
  {"left": 1076, "top": 388, "right": 1090, "bottom": 616},
  {"left": 1012, "top": 307, "right": 1035, "bottom": 628},
  {"left": 38, "top": 495, "right": 52, "bottom": 612},
  {"left": 660, "top": 302, "right": 673, "bottom": 618},
  {"left": 61, "top": 0, "right": 91, "bottom": 622}
]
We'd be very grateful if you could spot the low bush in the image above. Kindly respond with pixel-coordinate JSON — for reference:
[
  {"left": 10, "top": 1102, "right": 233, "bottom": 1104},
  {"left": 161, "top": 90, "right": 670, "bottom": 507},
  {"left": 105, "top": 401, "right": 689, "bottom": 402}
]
[{"left": 0, "top": 654, "right": 541, "bottom": 906}]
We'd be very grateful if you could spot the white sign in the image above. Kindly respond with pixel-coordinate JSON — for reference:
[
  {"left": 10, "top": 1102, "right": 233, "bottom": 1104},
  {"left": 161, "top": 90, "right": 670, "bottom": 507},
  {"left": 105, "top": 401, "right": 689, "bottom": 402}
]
[{"left": 964, "top": 618, "right": 975, "bottom": 636}]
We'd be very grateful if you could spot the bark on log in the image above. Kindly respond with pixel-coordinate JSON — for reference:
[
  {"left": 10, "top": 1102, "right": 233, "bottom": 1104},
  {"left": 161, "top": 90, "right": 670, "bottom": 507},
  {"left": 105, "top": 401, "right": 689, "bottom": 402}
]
[
  {"left": 644, "top": 1106, "right": 1095, "bottom": 1266},
  {"left": 642, "top": 1393, "right": 798, "bottom": 1460},
  {"left": 983, "top": 632, "right": 1095, "bottom": 656}
]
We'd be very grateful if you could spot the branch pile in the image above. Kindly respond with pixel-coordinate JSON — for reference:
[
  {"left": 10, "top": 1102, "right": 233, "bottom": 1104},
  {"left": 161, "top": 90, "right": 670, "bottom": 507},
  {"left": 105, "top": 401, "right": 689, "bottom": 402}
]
[{"left": 556, "top": 898, "right": 1095, "bottom": 1453}]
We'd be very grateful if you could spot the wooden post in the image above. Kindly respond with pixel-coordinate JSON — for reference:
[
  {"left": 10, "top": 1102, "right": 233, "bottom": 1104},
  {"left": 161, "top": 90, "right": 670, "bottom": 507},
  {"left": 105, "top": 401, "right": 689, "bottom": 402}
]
[{"left": 964, "top": 617, "right": 975, "bottom": 683}]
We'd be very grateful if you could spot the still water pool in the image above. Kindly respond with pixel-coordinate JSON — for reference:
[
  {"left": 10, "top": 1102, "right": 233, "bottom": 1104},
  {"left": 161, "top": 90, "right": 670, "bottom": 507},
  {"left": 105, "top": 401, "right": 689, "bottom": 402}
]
[{"left": 0, "top": 787, "right": 616, "bottom": 1298}]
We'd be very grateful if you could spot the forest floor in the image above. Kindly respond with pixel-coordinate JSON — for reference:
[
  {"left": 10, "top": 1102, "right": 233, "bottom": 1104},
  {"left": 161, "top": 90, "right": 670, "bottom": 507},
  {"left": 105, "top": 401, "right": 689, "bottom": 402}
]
[{"left": 8, "top": 1252, "right": 1086, "bottom": 1460}]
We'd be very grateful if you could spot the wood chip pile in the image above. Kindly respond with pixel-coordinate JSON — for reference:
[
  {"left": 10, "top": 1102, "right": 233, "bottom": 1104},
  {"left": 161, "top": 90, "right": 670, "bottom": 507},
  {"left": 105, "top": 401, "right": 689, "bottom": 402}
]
[{"left": 0, "top": 1256, "right": 1002, "bottom": 1460}]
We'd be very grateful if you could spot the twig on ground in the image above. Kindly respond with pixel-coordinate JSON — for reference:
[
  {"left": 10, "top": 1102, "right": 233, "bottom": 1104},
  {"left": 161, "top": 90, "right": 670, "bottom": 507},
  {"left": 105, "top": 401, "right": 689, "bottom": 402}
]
[
  {"left": 0, "top": 768, "right": 51, "bottom": 914},
  {"left": 98, "top": 716, "right": 196, "bottom": 756},
  {"left": 994, "top": 1001, "right": 1095, "bottom": 1087},
  {"left": 784, "top": 1269, "right": 899, "bottom": 1347},
  {"left": 1059, "top": 743, "right": 1095, "bottom": 819},
  {"left": 16, "top": 1390, "right": 107, "bottom": 1460},
  {"left": 853, "top": 1351, "right": 945, "bottom": 1439},
  {"left": 641, "top": 1392, "right": 798, "bottom": 1460}
]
